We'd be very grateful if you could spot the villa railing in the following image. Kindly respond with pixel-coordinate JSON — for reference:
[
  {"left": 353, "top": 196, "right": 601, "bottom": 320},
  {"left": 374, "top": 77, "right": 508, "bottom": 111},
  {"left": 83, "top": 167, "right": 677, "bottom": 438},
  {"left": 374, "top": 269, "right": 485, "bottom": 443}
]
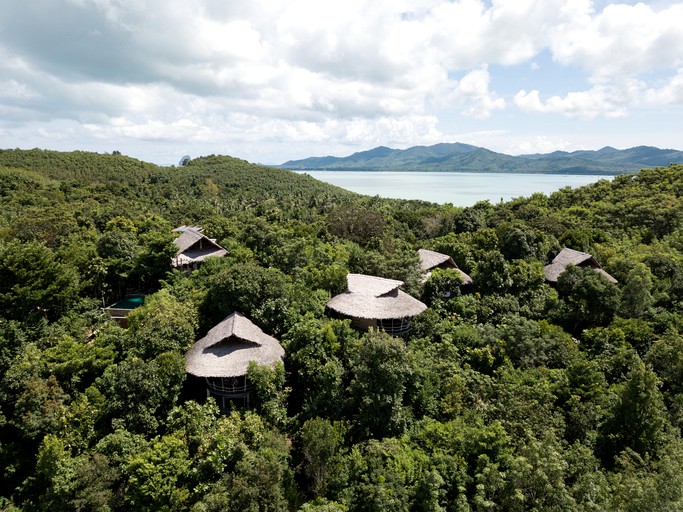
[
  {"left": 379, "top": 318, "right": 412, "bottom": 336},
  {"left": 206, "top": 377, "right": 250, "bottom": 397}
]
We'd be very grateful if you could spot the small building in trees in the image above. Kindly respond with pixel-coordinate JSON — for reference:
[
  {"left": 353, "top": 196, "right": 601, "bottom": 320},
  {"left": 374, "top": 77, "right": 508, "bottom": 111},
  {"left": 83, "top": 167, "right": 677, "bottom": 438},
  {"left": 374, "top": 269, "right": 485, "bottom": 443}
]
[
  {"left": 185, "top": 311, "right": 284, "bottom": 410},
  {"left": 418, "top": 248, "right": 473, "bottom": 285},
  {"left": 543, "top": 247, "right": 618, "bottom": 284},
  {"left": 172, "top": 226, "right": 227, "bottom": 270},
  {"left": 326, "top": 273, "right": 427, "bottom": 335}
]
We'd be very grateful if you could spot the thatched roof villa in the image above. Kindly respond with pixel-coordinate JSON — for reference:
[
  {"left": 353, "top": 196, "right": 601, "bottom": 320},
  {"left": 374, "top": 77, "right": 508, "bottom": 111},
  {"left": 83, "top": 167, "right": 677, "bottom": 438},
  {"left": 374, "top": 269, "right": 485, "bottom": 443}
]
[
  {"left": 326, "top": 273, "right": 427, "bottom": 335},
  {"left": 172, "top": 226, "right": 227, "bottom": 270},
  {"left": 185, "top": 312, "right": 284, "bottom": 409},
  {"left": 543, "top": 247, "right": 618, "bottom": 284},
  {"left": 418, "top": 248, "right": 473, "bottom": 285}
]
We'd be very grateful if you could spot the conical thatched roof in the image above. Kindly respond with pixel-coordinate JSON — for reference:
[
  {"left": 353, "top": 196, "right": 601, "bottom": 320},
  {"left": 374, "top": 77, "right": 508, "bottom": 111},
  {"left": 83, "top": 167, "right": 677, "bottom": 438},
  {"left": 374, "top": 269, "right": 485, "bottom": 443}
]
[
  {"left": 185, "top": 312, "right": 284, "bottom": 378},
  {"left": 418, "top": 249, "right": 453, "bottom": 271},
  {"left": 347, "top": 274, "right": 403, "bottom": 295},
  {"left": 172, "top": 227, "right": 227, "bottom": 267},
  {"left": 418, "top": 249, "right": 473, "bottom": 285},
  {"left": 327, "top": 273, "right": 427, "bottom": 320},
  {"left": 543, "top": 247, "right": 617, "bottom": 284}
]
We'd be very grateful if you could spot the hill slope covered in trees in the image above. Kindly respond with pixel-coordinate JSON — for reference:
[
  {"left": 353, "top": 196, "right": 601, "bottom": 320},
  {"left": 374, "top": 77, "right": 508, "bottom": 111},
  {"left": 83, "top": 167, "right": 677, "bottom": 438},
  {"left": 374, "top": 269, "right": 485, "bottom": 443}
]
[
  {"left": 279, "top": 142, "right": 683, "bottom": 174},
  {"left": 1, "top": 149, "right": 683, "bottom": 510}
]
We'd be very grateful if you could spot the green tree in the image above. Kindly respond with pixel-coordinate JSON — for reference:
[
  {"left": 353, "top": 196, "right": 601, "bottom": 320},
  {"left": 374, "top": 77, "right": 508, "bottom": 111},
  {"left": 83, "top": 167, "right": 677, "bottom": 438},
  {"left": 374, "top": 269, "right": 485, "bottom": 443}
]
[
  {"left": 12, "top": 375, "right": 67, "bottom": 442},
  {"left": 619, "top": 262, "right": 654, "bottom": 319},
  {"left": 96, "top": 352, "right": 185, "bottom": 435},
  {"left": 559, "top": 357, "right": 609, "bottom": 445},
  {"left": 299, "top": 498, "right": 349, "bottom": 511},
  {"left": 490, "top": 366, "right": 566, "bottom": 441},
  {"left": 200, "top": 262, "right": 292, "bottom": 335},
  {"left": 607, "top": 442, "right": 683, "bottom": 511},
  {"left": 43, "top": 335, "right": 116, "bottom": 394},
  {"left": 452, "top": 202, "right": 490, "bottom": 233},
  {"left": 412, "top": 469, "right": 446, "bottom": 512},
  {"left": 124, "top": 434, "right": 191, "bottom": 511},
  {"left": 340, "top": 438, "right": 423, "bottom": 512},
  {"left": 473, "top": 250, "right": 512, "bottom": 294},
  {"left": 422, "top": 268, "right": 463, "bottom": 307},
  {"left": 0, "top": 240, "right": 79, "bottom": 321},
  {"left": 298, "top": 417, "right": 347, "bottom": 499},
  {"left": 96, "top": 229, "right": 139, "bottom": 299},
  {"left": 348, "top": 331, "right": 412, "bottom": 440},
  {"left": 551, "top": 265, "right": 622, "bottom": 334},
  {"left": 497, "top": 316, "right": 578, "bottom": 369},
  {"left": 247, "top": 361, "right": 289, "bottom": 430},
  {"left": 496, "top": 222, "right": 550, "bottom": 262},
  {"left": 126, "top": 289, "right": 197, "bottom": 359},
  {"left": 646, "top": 332, "right": 683, "bottom": 398},
  {"left": 33, "top": 434, "right": 79, "bottom": 511},
  {"left": 222, "top": 432, "right": 295, "bottom": 512},
  {"left": 12, "top": 205, "right": 80, "bottom": 250},
  {"left": 498, "top": 434, "right": 576, "bottom": 511},
  {"left": 598, "top": 363, "right": 672, "bottom": 467},
  {"left": 133, "top": 228, "right": 176, "bottom": 290},
  {"left": 327, "top": 205, "right": 386, "bottom": 246},
  {"left": 0, "top": 318, "right": 27, "bottom": 375},
  {"left": 284, "top": 315, "right": 346, "bottom": 420}
]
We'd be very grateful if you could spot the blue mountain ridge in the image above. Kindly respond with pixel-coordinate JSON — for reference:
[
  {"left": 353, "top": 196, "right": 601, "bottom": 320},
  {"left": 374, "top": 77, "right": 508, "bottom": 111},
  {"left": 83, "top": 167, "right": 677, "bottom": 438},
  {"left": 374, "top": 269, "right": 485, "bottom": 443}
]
[{"left": 278, "top": 143, "right": 683, "bottom": 174}]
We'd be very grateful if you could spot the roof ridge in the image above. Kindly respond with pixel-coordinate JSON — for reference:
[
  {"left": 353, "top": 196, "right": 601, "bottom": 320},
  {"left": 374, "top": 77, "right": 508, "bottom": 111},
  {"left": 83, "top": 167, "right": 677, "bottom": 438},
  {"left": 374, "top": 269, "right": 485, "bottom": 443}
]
[{"left": 347, "top": 273, "right": 404, "bottom": 297}]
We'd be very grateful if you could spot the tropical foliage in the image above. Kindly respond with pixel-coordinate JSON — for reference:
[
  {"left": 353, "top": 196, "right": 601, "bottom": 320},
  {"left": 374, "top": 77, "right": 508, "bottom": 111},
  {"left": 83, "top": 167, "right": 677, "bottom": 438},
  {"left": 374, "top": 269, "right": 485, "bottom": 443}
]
[{"left": 1, "top": 149, "right": 683, "bottom": 510}]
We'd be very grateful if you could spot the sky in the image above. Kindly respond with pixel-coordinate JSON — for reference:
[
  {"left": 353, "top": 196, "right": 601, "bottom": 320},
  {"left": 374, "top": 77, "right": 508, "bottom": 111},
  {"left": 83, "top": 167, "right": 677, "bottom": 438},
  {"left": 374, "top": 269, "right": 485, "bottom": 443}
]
[{"left": 1, "top": 0, "right": 683, "bottom": 166}]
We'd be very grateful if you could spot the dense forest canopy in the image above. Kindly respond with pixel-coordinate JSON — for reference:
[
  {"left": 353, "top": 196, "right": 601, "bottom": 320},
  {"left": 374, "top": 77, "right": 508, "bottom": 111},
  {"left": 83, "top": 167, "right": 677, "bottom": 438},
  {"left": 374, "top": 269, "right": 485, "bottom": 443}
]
[{"left": 1, "top": 148, "right": 683, "bottom": 511}]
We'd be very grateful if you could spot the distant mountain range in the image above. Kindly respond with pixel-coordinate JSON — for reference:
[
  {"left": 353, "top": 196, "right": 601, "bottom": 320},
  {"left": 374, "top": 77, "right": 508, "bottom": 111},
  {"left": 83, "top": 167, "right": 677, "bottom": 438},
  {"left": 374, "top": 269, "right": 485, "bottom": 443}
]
[{"left": 278, "top": 143, "right": 683, "bottom": 174}]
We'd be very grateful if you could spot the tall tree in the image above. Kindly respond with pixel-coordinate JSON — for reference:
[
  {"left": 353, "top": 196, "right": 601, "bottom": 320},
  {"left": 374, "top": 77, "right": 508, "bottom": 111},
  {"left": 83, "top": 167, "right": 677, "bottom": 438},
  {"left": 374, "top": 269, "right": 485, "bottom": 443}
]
[
  {"left": 0, "top": 240, "right": 79, "bottom": 321},
  {"left": 348, "top": 331, "right": 412, "bottom": 440},
  {"left": 599, "top": 363, "right": 672, "bottom": 467}
]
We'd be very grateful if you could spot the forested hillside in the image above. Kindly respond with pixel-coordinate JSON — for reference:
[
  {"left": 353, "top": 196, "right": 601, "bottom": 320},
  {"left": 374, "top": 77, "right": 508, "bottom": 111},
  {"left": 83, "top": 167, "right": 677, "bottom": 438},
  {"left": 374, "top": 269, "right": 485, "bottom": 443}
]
[
  {"left": 279, "top": 143, "right": 683, "bottom": 174},
  {"left": 1, "top": 149, "right": 683, "bottom": 511}
]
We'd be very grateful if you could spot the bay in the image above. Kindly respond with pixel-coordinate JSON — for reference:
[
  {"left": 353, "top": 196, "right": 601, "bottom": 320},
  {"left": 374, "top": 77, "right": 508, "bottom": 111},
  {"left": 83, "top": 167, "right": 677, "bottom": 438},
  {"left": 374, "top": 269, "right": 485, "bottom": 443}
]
[{"left": 297, "top": 170, "right": 613, "bottom": 207}]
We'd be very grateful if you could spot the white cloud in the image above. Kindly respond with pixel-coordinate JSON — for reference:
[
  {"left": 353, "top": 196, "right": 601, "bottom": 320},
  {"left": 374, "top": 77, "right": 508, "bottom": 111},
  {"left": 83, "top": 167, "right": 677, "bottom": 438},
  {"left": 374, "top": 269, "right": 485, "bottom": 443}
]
[
  {"left": 645, "top": 68, "right": 683, "bottom": 105},
  {"left": 453, "top": 66, "right": 506, "bottom": 119},
  {"left": 514, "top": 79, "right": 644, "bottom": 119},
  {"left": 549, "top": 2, "right": 683, "bottom": 80},
  {"left": 504, "top": 136, "right": 574, "bottom": 155},
  {"left": 434, "top": 65, "right": 506, "bottom": 119},
  {"left": 2, "top": 0, "right": 683, "bottom": 163},
  {"left": 0, "top": 80, "right": 39, "bottom": 101}
]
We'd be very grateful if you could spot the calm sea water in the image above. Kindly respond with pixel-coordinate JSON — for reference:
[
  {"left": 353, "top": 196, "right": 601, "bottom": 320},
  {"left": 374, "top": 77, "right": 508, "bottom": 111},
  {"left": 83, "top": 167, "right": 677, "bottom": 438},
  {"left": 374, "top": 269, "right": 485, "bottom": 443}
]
[{"left": 298, "top": 171, "right": 613, "bottom": 207}]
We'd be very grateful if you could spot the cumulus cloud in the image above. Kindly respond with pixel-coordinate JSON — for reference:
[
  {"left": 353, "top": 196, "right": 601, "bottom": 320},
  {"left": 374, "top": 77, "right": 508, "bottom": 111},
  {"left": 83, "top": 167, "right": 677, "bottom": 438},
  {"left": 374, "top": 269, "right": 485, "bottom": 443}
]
[
  {"left": 451, "top": 66, "right": 506, "bottom": 119},
  {"left": 504, "top": 136, "right": 574, "bottom": 155},
  {"left": 645, "top": 68, "right": 683, "bottom": 105},
  {"left": 548, "top": 2, "right": 683, "bottom": 81},
  {"left": 513, "top": 83, "right": 635, "bottom": 119},
  {"left": 1, "top": 0, "right": 683, "bottom": 162}
]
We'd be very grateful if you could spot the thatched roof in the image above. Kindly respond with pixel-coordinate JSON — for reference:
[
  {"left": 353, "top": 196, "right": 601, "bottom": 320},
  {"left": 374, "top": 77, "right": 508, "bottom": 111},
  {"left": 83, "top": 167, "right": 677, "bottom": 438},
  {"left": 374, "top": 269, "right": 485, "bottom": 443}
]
[
  {"left": 544, "top": 247, "right": 617, "bottom": 284},
  {"left": 185, "top": 312, "right": 284, "bottom": 378},
  {"left": 347, "top": 274, "right": 403, "bottom": 295},
  {"left": 418, "top": 249, "right": 473, "bottom": 285},
  {"left": 551, "top": 248, "right": 597, "bottom": 267},
  {"left": 327, "top": 273, "right": 427, "bottom": 320},
  {"left": 172, "top": 227, "right": 227, "bottom": 267},
  {"left": 419, "top": 249, "right": 454, "bottom": 271},
  {"left": 173, "top": 225, "right": 204, "bottom": 234},
  {"left": 593, "top": 268, "right": 619, "bottom": 284},
  {"left": 174, "top": 229, "right": 204, "bottom": 253}
]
